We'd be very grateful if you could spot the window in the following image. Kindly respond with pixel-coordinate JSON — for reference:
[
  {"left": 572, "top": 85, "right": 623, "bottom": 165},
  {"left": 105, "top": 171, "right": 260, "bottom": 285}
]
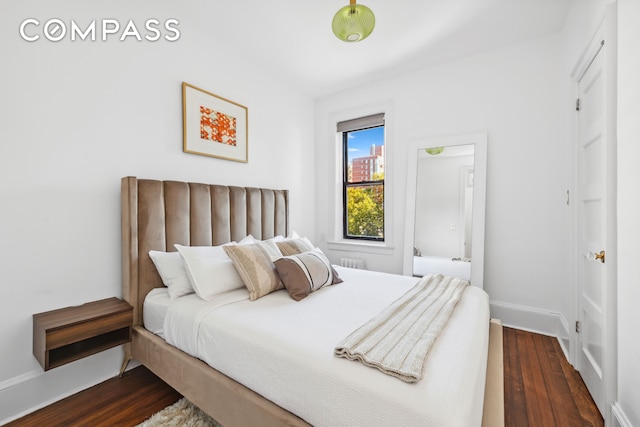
[{"left": 339, "top": 113, "right": 385, "bottom": 241}]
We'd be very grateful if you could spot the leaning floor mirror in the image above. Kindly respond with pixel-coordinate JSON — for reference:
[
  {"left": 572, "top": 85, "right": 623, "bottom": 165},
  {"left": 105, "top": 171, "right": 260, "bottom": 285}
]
[{"left": 403, "top": 132, "right": 487, "bottom": 288}]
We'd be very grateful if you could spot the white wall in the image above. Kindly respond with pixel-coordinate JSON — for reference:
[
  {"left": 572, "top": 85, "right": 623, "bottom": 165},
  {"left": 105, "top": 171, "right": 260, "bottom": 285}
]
[
  {"left": 0, "top": 0, "right": 314, "bottom": 422},
  {"left": 315, "top": 33, "right": 571, "bottom": 325},
  {"left": 616, "top": 0, "right": 640, "bottom": 424}
]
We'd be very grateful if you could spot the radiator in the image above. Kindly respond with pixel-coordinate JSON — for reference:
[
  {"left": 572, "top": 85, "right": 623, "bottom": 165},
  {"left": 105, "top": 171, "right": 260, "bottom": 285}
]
[{"left": 340, "top": 257, "right": 365, "bottom": 269}]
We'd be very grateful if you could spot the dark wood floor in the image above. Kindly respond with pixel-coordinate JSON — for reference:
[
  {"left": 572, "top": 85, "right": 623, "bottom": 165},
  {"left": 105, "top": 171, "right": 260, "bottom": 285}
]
[
  {"left": 3, "top": 366, "right": 181, "bottom": 427},
  {"left": 503, "top": 327, "right": 603, "bottom": 427},
  {"left": 6, "top": 327, "right": 603, "bottom": 427}
]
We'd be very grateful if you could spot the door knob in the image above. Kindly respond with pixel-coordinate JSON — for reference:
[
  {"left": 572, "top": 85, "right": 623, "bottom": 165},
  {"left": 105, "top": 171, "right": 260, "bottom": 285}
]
[{"left": 586, "top": 250, "right": 605, "bottom": 263}]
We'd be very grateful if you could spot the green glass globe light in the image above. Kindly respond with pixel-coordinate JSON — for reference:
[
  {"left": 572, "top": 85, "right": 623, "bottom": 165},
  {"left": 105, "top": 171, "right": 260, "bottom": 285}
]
[
  {"left": 425, "top": 147, "right": 445, "bottom": 155},
  {"left": 332, "top": 0, "right": 375, "bottom": 42}
]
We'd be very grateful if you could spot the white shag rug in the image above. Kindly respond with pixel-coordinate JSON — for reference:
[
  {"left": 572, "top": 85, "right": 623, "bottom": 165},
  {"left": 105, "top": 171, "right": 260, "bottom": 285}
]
[{"left": 136, "top": 398, "right": 222, "bottom": 427}]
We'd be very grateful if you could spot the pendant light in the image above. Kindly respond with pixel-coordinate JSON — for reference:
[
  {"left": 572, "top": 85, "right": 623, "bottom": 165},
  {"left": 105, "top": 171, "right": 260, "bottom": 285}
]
[
  {"left": 332, "top": 0, "right": 375, "bottom": 42},
  {"left": 425, "top": 147, "right": 444, "bottom": 155}
]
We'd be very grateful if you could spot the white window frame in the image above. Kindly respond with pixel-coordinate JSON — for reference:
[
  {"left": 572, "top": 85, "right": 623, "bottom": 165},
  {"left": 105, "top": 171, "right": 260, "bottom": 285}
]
[{"left": 327, "top": 101, "right": 394, "bottom": 255}]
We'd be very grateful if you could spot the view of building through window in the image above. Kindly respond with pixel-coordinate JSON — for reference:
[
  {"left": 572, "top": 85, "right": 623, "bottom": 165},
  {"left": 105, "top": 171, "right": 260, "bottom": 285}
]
[{"left": 344, "top": 125, "right": 385, "bottom": 240}]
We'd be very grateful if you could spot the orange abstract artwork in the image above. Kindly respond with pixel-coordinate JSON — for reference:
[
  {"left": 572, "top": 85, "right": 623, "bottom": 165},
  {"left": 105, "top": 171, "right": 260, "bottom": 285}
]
[{"left": 200, "top": 106, "right": 237, "bottom": 146}]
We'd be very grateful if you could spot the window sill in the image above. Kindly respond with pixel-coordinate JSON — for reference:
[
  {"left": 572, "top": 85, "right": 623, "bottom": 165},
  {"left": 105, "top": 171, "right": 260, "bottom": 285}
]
[{"left": 326, "top": 240, "right": 395, "bottom": 255}]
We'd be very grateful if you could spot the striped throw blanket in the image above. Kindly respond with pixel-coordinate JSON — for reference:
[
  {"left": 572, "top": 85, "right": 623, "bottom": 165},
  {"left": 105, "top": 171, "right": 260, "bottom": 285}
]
[{"left": 334, "top": 274, "right": 468, "bottom": 383}]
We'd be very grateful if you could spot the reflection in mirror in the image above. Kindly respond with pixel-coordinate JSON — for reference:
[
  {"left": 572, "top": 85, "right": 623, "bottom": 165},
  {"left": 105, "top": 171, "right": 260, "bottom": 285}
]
[
  {"left": 413, "top": 144, "right": 474, "bottom": 281},
  {"left": 403, "top": 133, "right": 486, "bottom": 288}
]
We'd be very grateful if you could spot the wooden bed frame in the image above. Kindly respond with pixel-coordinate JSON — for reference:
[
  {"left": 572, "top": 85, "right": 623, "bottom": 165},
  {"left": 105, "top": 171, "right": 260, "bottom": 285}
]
[{"left": 120, "top": 176, "right": 504, "bottom": 426}]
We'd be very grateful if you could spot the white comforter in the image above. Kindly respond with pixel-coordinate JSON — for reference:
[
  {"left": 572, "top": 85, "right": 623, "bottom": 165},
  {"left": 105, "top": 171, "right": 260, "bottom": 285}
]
[{"left": 159, "top": 267, "right": 490, "bottom": 427}]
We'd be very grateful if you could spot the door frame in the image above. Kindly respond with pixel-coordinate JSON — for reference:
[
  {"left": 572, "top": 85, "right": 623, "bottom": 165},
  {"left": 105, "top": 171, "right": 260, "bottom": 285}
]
[{"left": 569, "top": 3, "right": 617, "bottom": 424}]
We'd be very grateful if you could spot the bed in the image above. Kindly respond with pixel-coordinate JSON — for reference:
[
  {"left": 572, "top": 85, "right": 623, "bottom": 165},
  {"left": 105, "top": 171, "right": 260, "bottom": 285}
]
[
  {"left": 120, "top": 176, "right": 504, "bottom": 427},
  {"left": 413, "top": 255, "right": 471, "bottom": 281}
]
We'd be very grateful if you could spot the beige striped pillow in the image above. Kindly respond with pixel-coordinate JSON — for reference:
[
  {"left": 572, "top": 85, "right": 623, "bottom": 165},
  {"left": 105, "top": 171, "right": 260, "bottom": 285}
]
[
  {"left": 223, "top": 243, "right": 283, "bottom": 301},
  {"left": 276, "top": 238, "right": 314, "bottom": 256}
]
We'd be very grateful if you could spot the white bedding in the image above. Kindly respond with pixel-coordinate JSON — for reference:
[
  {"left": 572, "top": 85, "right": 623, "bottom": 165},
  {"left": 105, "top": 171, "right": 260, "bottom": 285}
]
[
  {"left": 151, "top": 267, "right": 490, "bottom": 427},
  {"left": 414, "top": 255, "right": 471, "bottom": 281},
  {"left": 142, "top": 288, "right": 172, "bottom": 338}
]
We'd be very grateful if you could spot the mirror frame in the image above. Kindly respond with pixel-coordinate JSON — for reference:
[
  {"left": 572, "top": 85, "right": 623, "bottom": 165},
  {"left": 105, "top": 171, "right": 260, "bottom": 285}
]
[{"left": 403, "top": 132, "right": 487, "bottom": 288}]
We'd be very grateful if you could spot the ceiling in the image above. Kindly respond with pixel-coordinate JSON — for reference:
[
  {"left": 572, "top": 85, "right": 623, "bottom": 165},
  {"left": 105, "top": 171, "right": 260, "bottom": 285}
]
[{"left": 191, "top": 0, "right": 573, "bottom": 98}]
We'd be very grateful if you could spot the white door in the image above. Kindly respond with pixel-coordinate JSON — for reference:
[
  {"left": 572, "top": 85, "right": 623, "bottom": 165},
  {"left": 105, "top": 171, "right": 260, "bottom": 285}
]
[{"left": 576, "top": 43, "right": 608, "bottom": 416}]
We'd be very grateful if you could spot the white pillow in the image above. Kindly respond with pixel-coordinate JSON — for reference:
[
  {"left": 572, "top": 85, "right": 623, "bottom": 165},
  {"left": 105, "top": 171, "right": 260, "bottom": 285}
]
[
  {"left": 289, "top": 230, "right": 313, "bottom": 245},
  {"left": 239, "top": 235, "right": 255, "bottom": 245},
  {"left": 148, "top": 250, "right": 194, "bottom": 299},
  {"left": 175, "top": 244, "right": 245, "bottom": 301}
]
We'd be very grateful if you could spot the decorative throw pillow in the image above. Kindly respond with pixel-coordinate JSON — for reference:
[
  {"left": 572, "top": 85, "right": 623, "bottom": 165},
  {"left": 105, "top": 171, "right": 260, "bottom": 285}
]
[
  {"left": 148, "top": 250, "right": 194, "bottom": 299},
  {"left": 174, "top": 244, "right": 245, "bottom": 301},
  {"left": 223, "top": 243, "right": 283, "bottom": 301},
  {"left": 274, "top": 249, "right": 343, "bottom": 301},
  {"left": 276, "top": 238, "right": 314, "bottom": 256},
  {"left": 240, "top": 235, "right": 283, "bottom": 261},
  {"left": 255, "top": 239, "right": 283, "bottom": 260}
]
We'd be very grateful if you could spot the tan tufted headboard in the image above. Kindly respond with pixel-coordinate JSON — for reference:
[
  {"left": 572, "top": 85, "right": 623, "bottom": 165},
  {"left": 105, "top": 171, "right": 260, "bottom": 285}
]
[{"left": 121, "top": 176, "right": 289, "bottom": 326}]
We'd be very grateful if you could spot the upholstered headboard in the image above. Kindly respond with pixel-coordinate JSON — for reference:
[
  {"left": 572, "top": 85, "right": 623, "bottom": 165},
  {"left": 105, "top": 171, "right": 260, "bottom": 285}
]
[{"left": 121, "top": 176, "right": 289, "bottom": 325}]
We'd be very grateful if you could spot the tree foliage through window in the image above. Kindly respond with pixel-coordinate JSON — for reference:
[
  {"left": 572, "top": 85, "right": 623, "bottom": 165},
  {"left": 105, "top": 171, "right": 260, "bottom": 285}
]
[{"left": 346, "top": 181, "right": 384, "bottom": 238}]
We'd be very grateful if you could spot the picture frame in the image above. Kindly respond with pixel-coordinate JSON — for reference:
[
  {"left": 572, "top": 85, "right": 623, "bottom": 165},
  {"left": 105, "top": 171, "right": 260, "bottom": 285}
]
[{"left": 182, "top": 82, "right": 248, "bottom": 162}]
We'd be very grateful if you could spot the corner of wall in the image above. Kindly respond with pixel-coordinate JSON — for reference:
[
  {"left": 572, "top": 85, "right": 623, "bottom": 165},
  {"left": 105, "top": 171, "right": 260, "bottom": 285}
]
[{"left": 556, "top": 313, "right": 571, "bottom": 363}]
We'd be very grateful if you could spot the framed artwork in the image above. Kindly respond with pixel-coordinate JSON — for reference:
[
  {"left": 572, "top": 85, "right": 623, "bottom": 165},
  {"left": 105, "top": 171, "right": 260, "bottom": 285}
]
[{"left": 182, "top": 82, "right": 248, "bottom": 162}]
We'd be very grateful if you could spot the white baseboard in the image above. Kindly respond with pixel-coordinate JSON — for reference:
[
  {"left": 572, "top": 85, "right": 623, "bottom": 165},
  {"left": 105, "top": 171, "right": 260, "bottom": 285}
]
[
  {"left": 556, "top": 314, "right": 571, "bottom": 362},
  {"left": 490, "top": 300, "right": 565, "bottom": 335},
  {"left": 0, "top": 369, "right": 42, "bottom": 392},
  {"left": 0, "top": 348, "right": 123, "bottom": 425},
  {"left": 490, "top": 300, "right": 571, "bottom": 361},
  {"left": 611, "top": 402, "right": 634, "bottom": 427}
]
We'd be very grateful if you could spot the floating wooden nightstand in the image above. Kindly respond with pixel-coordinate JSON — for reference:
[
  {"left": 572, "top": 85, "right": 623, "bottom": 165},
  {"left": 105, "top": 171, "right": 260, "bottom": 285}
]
[{"left": 33, "top": 297, "right": 133, "bottom": 371}]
